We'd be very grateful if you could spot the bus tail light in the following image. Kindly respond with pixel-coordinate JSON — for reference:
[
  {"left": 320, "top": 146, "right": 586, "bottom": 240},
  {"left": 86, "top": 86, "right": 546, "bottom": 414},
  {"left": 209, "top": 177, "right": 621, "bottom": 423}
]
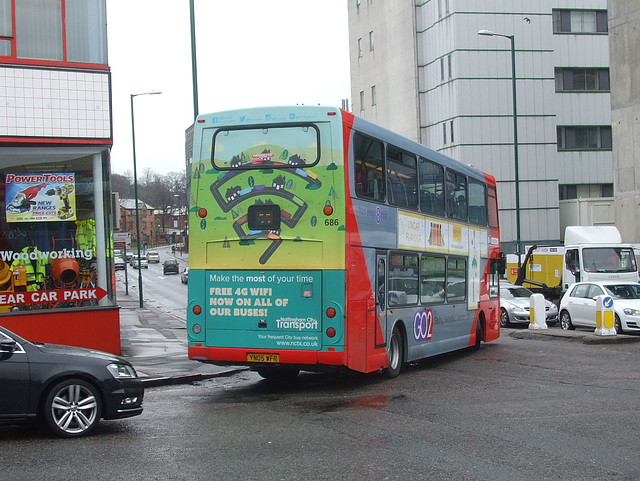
[
  {"left": 326, "top": 327, "right": 336, "bottom": 338},
  {"left": 193, "top": 305, "right": 202, "bottom": 315},
  {"left": 198, "top": 208, "right": 207, "bottom": 218},
  {"left": 326, "top": 307, "right": 336, "bottom": 318},
  {"left": 192, "top": 323, "right": 202, "bottom": 334},
  {"left": 323, "top": 204, "right": 333, "bottom": 216}
]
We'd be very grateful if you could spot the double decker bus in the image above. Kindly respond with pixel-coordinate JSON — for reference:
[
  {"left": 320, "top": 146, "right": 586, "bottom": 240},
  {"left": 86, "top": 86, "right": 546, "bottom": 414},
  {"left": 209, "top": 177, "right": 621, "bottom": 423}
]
[{"left": 187, "top": 106, "right": 503, "bottom": 379}]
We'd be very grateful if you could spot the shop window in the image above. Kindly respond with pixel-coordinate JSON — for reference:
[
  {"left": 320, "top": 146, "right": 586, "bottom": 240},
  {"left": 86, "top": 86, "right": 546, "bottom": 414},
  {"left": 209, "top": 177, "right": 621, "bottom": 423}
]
[{"left": 0, "top": 156, "right": 115, "bottom": 312}]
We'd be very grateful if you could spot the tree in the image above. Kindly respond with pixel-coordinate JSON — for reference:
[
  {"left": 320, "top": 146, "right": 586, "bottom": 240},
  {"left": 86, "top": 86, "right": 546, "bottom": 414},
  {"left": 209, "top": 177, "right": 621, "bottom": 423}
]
[{"left": 110, "top": 172, "right": 133, "bottom": 198}]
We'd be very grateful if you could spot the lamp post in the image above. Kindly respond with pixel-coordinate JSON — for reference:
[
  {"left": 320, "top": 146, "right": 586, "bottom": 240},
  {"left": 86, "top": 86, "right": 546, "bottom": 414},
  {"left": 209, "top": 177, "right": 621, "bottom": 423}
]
[
  {"left": 478, "top": 30, "right": 521, "bottom": 254},
  {"left": 130, "top": 91, "right": 162, "bottom": 308}
]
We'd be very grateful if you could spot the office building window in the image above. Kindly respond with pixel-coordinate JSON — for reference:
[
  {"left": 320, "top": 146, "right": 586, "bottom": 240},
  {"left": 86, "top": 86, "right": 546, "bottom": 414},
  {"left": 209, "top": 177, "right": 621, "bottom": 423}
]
[
  {"left": 443, "top": 123, "right": 447, "bottom": 144},
  {"left": 371, "top": 85, "right": 376, "bottom": 106},
  {"left": 560, "top": 184, "right": 613, "bottom": 200},
  {"left": 450, "top": 120, "right": 454, "bottom": 143},
  {"left": 553, "top": 9, "right": 608, "bottom": 34},
  {"left": 358, "top": 38, "right": 363, "bottom": 58},
  {"left": 557, "top": 126, "right": 612, "bottom": 150},
  {"left": 6, "top": 0, "right": 107, "bottom": 64},
  {"left": 440, "top": 58, "right": 445, "bottom": 81},
  {"left": 360, "top": 90, "right": 365, "bottom": 112},
  {"left": 447, "top": 54, "right": 452, "bottom": 79},
  {"left": 369, "top": 31, "right": 374, "bottom": 52},
  {"left": 555, "top": 68, "right": 610, "bottom": 91}
]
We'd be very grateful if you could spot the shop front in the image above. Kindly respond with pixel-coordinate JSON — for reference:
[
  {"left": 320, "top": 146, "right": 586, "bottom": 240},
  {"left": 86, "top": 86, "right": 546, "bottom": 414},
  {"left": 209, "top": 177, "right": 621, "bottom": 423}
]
[{"left": 0, "top": 148, "right": 120, "bottom": 354}]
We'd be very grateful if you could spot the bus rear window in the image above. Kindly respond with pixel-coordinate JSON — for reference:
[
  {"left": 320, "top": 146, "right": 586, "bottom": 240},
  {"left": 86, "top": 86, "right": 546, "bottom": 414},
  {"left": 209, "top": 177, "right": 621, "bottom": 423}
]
[{"left": 211, "top": 124, "right": 321, "bottom": 170}]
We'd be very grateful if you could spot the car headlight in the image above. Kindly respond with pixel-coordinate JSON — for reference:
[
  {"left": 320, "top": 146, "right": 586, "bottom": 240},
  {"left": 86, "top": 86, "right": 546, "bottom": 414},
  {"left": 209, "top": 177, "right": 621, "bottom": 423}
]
[
  {"left": 107, "top": 363, "right": 138, "bottom": 379},
  {"left": 507, "top": 305, "right": 526, "bottom": 313},
  {"left": 623, "top": 308, "right": 640, "bottom": 316}
]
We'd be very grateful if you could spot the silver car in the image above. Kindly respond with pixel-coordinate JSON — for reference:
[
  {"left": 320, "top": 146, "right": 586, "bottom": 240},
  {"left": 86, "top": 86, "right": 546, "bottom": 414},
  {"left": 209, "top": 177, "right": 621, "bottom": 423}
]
[{"left": 500, "top": 283, "right": 559, "bottom": 327}]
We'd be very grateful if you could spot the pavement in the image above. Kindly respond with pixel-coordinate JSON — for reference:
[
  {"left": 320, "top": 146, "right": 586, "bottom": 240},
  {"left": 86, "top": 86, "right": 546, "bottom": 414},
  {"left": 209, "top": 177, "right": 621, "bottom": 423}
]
[
  {"left": 116, "top": 250, "right": 247, "bottom": 387},
  {"left": 507, "top": 324, "right": 640, "bottom": 344},
  {"left": 116, "top": 259, "right": 640, "bottom": 387}
]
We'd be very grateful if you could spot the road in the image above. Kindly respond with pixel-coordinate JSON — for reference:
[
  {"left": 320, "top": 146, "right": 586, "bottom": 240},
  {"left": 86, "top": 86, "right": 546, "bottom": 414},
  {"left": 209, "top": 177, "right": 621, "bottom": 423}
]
[
  {"left": 3, "top": 327, "right": 640, "bottom": 480},
  {"left": 117, "top": 245, "right": 187, "bottom": 319}
]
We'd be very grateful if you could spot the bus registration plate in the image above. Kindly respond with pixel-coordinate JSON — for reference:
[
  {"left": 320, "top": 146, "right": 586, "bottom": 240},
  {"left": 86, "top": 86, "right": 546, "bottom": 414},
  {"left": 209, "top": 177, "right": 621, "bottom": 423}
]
[{"left": 247, "top": 353, "right": 279, "bottom": 363}]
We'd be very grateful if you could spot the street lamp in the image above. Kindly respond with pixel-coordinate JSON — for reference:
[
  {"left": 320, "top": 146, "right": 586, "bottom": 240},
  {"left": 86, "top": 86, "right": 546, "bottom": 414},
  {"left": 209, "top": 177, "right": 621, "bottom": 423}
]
[
  {"left": 478, "top": 29, "right": 521, "bottom": 255},
  {"left": 130, "top": 90, "right": 162, "bottom": 308}
]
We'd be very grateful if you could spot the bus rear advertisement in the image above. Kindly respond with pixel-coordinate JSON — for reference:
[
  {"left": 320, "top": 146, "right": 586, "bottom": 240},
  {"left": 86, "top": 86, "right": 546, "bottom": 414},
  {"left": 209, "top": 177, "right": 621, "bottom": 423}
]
[{"left": 187, "top": 106, "right": 503, "bottom": 379}]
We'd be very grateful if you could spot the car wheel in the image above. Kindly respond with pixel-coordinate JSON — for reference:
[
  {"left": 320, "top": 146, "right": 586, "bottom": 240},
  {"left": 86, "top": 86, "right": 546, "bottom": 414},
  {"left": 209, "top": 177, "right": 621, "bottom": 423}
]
[
  {"left": 386, "top": 326, "right": 403, "bottom": 378},
  {"left": 560, "top": 310, "right": 574, "bottom": 330},
  {"left": 500, "top": 308, "right": 511, "bottom": 328},
  {"left": 44, "top": 378, "right": 102, "bottom": 438},
  {"left": 614, "top": 314, "right": 623, "bottom": 334}
]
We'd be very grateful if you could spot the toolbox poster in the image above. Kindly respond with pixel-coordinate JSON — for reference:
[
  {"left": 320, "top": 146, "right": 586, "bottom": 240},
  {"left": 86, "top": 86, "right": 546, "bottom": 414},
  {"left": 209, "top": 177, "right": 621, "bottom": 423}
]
[{"left": 5, "top": 173, "right": 77, "bottom": 223}]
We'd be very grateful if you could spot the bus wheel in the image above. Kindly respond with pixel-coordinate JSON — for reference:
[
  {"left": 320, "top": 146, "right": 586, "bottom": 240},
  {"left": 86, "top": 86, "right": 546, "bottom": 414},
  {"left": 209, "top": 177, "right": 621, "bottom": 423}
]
[
  {"left": 256, "top": 367, "right": 300, "bottom": 381},
  {"left": 474, "top": 316, "right": 484, "bottom": 350},
  {"left": 386, "top": 327, "right": 403, "bottom": 378}
]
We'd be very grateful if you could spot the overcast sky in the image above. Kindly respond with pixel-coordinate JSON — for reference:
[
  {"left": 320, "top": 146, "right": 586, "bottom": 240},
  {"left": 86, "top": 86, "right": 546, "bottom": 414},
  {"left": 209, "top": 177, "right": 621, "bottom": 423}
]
[{"left": 106, "top": 0, "right": 352, "bottom": 176}]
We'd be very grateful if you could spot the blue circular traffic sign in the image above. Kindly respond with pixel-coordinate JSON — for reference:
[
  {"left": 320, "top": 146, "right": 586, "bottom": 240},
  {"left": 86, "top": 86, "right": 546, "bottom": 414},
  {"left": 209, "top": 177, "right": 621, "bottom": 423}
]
[{"left": 603, "top": 296, "right": 614, "bottom": 308}]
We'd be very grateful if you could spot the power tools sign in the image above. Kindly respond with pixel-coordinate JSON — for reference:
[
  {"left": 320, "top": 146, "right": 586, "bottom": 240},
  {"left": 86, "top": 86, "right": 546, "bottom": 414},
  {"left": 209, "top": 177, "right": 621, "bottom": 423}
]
[{"left": 5, "top": 173, "right": 77, "bottom": 223}]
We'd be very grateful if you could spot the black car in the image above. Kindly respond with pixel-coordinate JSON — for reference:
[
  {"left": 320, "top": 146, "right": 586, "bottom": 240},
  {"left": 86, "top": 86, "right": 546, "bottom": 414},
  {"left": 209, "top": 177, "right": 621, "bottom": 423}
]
[
  {"left": 0, "top": 325, "right": 143, "bottom": 438},
  {"left": 163, "top": 259, "right": 179, "bottom": 275}
]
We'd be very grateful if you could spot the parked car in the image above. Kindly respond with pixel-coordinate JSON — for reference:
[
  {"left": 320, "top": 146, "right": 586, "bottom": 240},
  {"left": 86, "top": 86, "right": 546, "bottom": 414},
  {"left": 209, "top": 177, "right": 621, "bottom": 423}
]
[
  {"left": 115, "top": 249, "right": 132, "bottom": 262},
  {"left": 163, "top": 259, "right": 179, "bottom": 275},
  {"left": 0, "top": 325, "right": 143, "bottom": 438},
  {"left": 180, "top": 267, "right": 189, "bottom": 284},
  {"left": 131, "top": 255, "right": 148, "bottom": 269},
  {"left": 146, "top": 251, "right": 160, "bottom": 263},
  {"left": 114, "top": 256, "right": 125, "bottom": 271},
  {"left": 500, "top": 282, "right": 559, "bottom": 327},
  {"left": 559, "top": 281, "right": 640, "bottom": 333}
]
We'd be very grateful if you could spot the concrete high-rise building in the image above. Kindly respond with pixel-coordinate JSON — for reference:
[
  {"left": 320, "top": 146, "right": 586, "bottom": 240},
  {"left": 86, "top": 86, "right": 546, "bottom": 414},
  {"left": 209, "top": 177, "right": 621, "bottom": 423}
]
[
  {"left": 608, "top": 0, "right": 640, "bottom": 243},
  {"left": 348, "top": 0, "right": 613, "bottom": 254}
]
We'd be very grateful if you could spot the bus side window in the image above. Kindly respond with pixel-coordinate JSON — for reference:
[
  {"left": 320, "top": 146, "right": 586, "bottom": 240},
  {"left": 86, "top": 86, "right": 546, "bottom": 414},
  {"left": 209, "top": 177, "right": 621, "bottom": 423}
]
[
  {"left": 446, "top": 257, "right": 467, "bottom": 302},
  {"left": 418, "top": 157, "right": 445, "bottom": 217},
  {"left": 386, "top": 146, "right": 417, "bottom": 209},
  {"left": 353, "top": 133, "right": 384, "bottom": 202},
  {"left": 468, "top": 178, "right": 487, "bottom": 225},
  {"left": 420, "top": 255, "right": 446, "bottom": 304},
  {"left": 446, "top": 170, "right": 467, "bottom": 221}
]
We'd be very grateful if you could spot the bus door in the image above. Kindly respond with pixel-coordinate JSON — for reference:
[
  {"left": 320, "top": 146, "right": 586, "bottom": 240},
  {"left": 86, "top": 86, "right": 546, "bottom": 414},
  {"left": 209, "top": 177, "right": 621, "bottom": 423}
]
[{"left": 375, "top": 253, "right": 388, "bottom": 348}]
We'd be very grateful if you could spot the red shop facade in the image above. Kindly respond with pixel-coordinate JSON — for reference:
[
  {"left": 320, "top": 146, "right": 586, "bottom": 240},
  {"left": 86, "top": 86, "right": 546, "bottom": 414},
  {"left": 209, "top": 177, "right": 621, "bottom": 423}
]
[{"left": 0, "top": 0, "right": 121, "bottom": 353}]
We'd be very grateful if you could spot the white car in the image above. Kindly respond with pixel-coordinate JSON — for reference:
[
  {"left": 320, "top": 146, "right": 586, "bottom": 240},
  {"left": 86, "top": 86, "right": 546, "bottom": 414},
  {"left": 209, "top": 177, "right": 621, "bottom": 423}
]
[
  {"left": 500, "top": 283, "right": 558, "bottom": 327},
  {"left": 114, "top": 256, "right": 125, "bottom": 271},
  {"left": 130, "top": 255, "right": 148, "bottom": 269},
  {"left": 559, "top": 281, "right": 640, "bottom": 333}
]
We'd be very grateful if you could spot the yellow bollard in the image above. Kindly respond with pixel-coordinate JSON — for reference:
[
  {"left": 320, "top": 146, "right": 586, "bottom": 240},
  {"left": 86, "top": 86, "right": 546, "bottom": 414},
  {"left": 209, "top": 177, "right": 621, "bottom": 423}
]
[{"left": 594, "top": 295, "right": 616, "bottom": 336}]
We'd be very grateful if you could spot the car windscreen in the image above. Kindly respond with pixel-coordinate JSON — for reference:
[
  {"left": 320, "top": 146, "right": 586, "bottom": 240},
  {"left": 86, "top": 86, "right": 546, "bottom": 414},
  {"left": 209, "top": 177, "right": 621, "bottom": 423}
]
[
  {"left": 503, "top": 286, "right": 533, "bottom": 299},
  {"left": 604, "top": 284, "right": 640, "bottom": 300}
]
